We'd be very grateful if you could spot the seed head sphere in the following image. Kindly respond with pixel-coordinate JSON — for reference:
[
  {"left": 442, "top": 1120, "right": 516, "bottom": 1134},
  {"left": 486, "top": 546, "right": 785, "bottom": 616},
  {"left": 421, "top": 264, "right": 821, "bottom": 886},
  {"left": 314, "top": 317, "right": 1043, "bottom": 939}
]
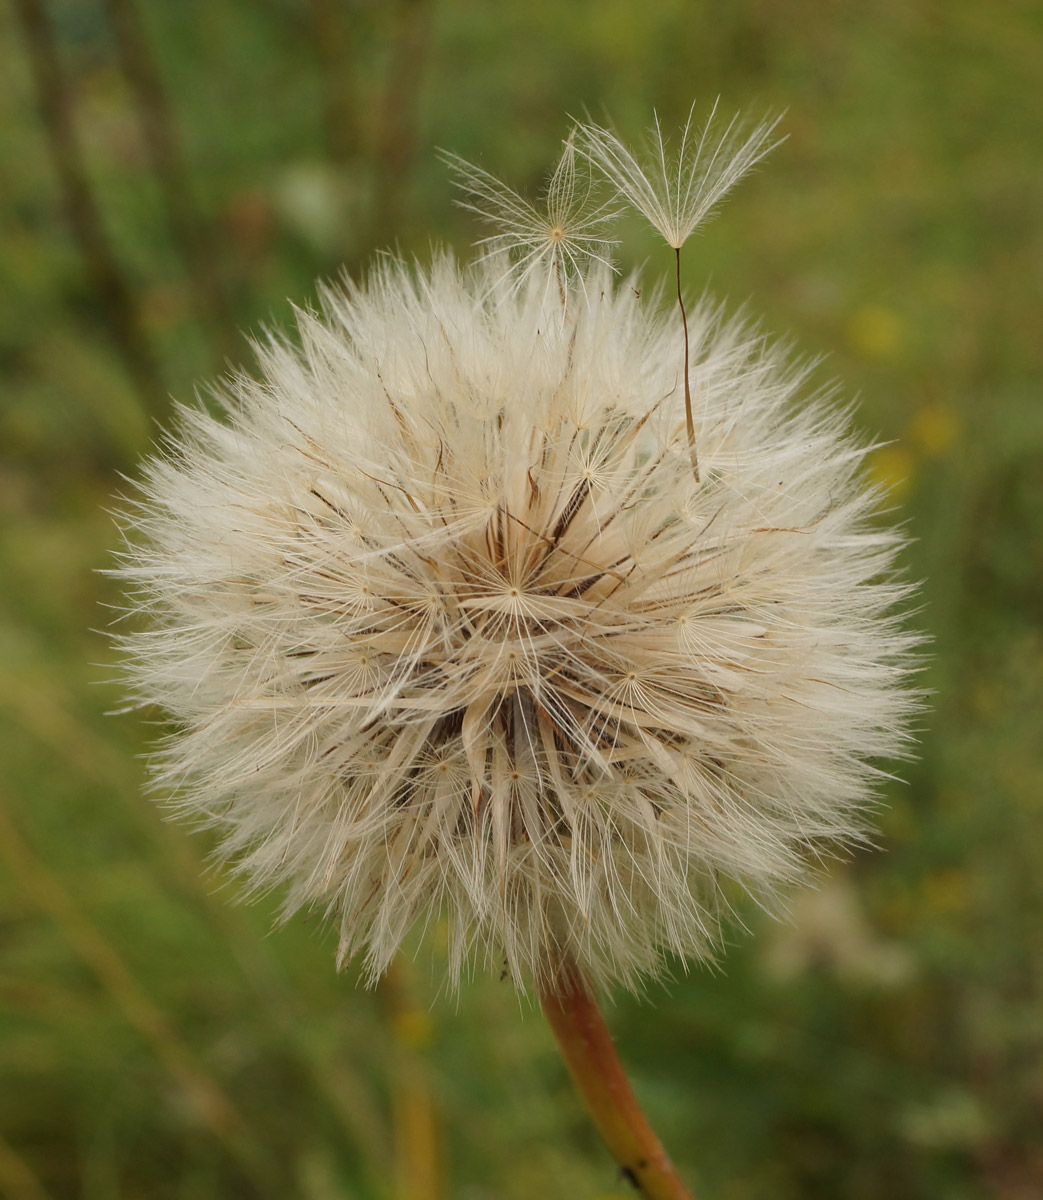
[{"left": 115, "top": 113, "right": 917, "bottom": 991}]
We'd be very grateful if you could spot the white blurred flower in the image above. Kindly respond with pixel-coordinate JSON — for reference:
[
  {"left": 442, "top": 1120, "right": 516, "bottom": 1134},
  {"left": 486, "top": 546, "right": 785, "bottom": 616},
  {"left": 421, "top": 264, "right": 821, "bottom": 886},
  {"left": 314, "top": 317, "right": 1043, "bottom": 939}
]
[{"left": 114, "top": 117, "right": 917, "bottom": 994}]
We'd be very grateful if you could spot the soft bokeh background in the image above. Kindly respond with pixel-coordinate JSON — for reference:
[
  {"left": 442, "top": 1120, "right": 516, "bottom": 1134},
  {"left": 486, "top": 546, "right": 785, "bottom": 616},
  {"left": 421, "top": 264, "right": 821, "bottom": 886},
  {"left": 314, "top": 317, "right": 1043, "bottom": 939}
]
[{"left": 2, "top": 2, "right": 1041, "bottom": 1197}]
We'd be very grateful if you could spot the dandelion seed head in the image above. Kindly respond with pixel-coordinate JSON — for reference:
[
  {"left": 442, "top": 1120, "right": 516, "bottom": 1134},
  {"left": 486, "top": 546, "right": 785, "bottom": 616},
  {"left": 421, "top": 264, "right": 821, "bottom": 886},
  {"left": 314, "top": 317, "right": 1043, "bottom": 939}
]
[{"left": 113, "top": 112, "right": 918, "bottom": 994}]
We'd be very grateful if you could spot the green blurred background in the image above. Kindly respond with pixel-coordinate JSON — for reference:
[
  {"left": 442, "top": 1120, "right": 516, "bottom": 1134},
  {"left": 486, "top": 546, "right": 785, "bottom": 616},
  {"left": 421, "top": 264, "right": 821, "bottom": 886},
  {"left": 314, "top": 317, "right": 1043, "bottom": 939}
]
[{"left": 2, "top": 1, "right": 1041, "bottom": 1197}]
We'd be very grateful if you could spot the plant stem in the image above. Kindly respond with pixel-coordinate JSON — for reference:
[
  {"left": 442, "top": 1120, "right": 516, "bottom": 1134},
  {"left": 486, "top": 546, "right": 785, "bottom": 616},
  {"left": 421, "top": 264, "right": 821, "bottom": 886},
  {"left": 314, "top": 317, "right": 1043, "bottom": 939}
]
[
  {"left": 13, "top": 0, "right": 165, "bottom": 418},
  {"left": 539, "top": 965, "right": 695, "bottom": 1200},
  {"left": 371, "top": 0, "right": 433, "bottom": 245},
  {"left": 675, "top": 246, "right": 699, "bottom": 483},
  {"left": 0, "top": 1130, "right": 53, "bottom": 1200},
  {"left": 379, "top": 960, "right": 443, "bottom": 1200},
  {"left": 0, "top": 792, "right": 272, "bottom": 1190},
  {"left": 308, "top": 0, "right": 363, "bottom": 165},
  {"left": 104, "top": 0, "right": 240, "bottom": 365}
]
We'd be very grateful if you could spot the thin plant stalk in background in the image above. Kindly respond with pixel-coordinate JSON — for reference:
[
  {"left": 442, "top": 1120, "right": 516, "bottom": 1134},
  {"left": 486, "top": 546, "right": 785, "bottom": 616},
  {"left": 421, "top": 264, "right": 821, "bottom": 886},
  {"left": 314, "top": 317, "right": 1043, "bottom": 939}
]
[
  {"left": 104, "top": 0, "right": 240, "bottom": 365},
  {"left": 0, "top": 792, "right": 274, "bottom": 1189},
  {"left": 13, "top": 0, "right": 165, "bottom": 417},
  {"left": 112, "top": 106, "right": 919, "bottom": 1194},
  {"left": 372, "top": 0, "right": 435, "bottom": 245},
  {"left": 0, "top": 1130, "right": 52, "bottom": 1200},
  {"left": 307, "top": 0, "right": 363, "bottom": 166}
]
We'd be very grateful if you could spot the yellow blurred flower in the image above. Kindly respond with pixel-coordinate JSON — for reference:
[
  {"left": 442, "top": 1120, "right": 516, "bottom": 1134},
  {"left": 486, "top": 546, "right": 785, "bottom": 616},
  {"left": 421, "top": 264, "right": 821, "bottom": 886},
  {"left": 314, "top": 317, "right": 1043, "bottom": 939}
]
[
  {"left": 391, "top": 1007, "right": 436, "bottom": 1051},
  {"left": 846, "top": 304, "right": 904, "bottom": 362},
  {"left": 922, "top": 867, "right": 968, "bottom": 916},
  {"left": 911, "top": 402, "right": 961, "bottom": 456},
  {"left": 868, "top": 445, "right": 915, "bottom": 497}
]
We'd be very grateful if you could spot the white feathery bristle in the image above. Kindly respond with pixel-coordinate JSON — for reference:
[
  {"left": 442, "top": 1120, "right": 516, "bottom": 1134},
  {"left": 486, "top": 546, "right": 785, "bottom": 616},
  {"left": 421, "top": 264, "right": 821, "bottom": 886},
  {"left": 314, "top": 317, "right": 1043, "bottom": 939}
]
[
  {"left": 577, "top": 101, "right": 784, "bottom": 250},
  {"left": 443, "top": 131, "right": 621, "bottom": 302}
]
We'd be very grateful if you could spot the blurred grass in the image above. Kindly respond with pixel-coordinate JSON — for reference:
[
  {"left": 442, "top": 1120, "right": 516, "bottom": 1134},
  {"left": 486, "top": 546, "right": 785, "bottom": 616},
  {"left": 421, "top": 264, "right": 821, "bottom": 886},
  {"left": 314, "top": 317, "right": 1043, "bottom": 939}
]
[{"left": 1, "top": 1, "right": 1041, "bottom": 1197}]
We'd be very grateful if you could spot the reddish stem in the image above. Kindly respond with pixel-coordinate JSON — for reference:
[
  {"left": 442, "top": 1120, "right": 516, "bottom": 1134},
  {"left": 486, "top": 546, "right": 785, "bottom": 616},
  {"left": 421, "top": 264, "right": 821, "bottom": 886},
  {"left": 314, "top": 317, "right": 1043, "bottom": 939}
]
[
  {"left": 539, "top": 965, "right": 695, "bottom": 1200},
  {"left": 675, "top": 246, "right": 700, "bottom": 483}
]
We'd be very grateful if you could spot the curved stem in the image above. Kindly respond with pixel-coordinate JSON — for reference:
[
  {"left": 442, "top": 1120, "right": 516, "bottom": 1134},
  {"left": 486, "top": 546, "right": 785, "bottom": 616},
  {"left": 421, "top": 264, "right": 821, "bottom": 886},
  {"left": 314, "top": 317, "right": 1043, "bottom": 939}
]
[
  {"left": 539, "top": 964, "right": 695, "bottom": 1200},
  {"left": 675, "top": 246, "right": 700, "bottom": 483}
]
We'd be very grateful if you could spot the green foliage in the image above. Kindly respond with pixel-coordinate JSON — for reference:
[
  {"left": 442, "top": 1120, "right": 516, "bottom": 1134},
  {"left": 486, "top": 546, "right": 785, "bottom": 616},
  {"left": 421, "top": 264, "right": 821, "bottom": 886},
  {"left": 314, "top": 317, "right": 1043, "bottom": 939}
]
[{"left": 1, "top": 1, "right": 1041, "bottom": 1196}]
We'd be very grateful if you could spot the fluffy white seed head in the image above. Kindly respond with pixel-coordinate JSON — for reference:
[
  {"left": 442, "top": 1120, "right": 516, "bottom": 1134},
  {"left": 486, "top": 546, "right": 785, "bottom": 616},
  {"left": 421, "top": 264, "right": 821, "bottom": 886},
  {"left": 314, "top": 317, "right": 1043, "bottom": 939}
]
[{"left": 113, "top": 113, "right": 917, "bottom": 994}]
